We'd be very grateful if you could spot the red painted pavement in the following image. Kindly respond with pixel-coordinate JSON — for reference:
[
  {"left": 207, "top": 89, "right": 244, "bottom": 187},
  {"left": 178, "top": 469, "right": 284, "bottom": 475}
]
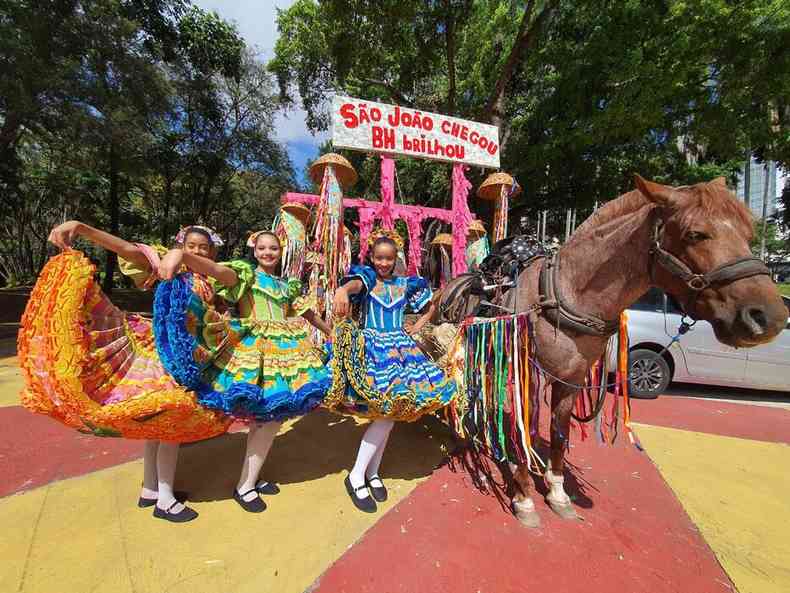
[
  {"left": 312, "top": 400, "right": 747, "bottom": 593},
  {"left": 0, "top": 405, "right": 145, "bottom": 498},
  {"left": 632, "top": 395, "right": 790, "bottom": 444}
]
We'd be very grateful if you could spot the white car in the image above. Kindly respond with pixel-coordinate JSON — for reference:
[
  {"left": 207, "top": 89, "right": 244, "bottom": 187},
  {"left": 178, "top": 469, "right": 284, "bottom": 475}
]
[{"left": 611, "top": 288, "right": 790, "bottom": 398}]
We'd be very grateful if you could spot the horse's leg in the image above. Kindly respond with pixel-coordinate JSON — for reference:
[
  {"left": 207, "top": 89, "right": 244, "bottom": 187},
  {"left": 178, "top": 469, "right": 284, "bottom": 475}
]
[
  {"left": 545, "top": 383, "right": 580, "bottom": 520},
  {"left": 511, "top": 462, "right": 541, "bottom": 527}
]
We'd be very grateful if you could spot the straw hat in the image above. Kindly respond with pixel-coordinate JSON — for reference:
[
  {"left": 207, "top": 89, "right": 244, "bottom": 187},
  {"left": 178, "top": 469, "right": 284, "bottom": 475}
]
[
  {"left": 308, "top": 153, "right": 358, "bottom": 190},
  {"left": 477, "top": 172, "right": 522, "bottom": 201},
  {"left": 467, "top": 220, "right": 487, "bottom": 239},
  {"left": 431, "top": 233, "right": 454, "bottom": 247},
  {"left": 280, "top": 202, "right": 312, "bottom": 226}
]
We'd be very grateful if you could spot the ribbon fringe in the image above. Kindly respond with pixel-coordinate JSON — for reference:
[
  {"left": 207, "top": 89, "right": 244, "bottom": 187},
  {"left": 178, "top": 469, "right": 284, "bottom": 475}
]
[{"left": 446, "top": 311, "right": 637, "bottom": 467}]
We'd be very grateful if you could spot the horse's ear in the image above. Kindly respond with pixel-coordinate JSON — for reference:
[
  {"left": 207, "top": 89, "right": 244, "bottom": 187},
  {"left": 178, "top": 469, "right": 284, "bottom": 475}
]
[{"left": 634, "top": 174, "right": 678, "bottom": 208}]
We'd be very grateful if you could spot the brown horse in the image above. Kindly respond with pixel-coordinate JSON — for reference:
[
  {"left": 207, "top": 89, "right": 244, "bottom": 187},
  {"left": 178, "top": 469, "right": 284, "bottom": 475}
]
[{"left": 436, "top": 175, "right": 787, "bottom": 528}]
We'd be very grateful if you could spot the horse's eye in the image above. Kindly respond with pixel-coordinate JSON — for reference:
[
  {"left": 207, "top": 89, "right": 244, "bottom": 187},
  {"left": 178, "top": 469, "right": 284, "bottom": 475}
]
[{"left": 685, "top": 231, "right": 708, "bottom": 243}]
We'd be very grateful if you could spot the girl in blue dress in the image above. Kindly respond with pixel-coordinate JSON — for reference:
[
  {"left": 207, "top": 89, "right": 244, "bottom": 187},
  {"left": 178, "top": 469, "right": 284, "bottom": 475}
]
[{"left": 329, "top": 230, "right": 457, "bottom": 512}]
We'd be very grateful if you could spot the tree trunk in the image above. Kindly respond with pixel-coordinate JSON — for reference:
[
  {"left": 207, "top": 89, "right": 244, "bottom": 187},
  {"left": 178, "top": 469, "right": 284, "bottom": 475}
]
[
  {"left": 743, "top": 150, "right": 751, "bottom": 210},
  {"left": 161, "top": 175, "right": 173, "bottom": 245},
  {"left": 760, "top": 162, "right": 771, "bottom": 260},
  {"left": 485, "top": 0, "right": 559, "bottom": 130},
  {"left": 102, "top": 142, "right": 120, "bottom": 294},
  {"left": 444, "top": 0, "right": 456, "bottom": 115}
]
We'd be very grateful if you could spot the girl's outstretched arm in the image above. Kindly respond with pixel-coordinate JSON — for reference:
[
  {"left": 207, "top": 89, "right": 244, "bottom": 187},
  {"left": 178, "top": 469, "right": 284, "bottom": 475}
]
[
  {"left": 48, "top": 221, "right": 150, "bottom": 270},
  {"left": 159, "top": 250, "right": 238, "bottom": 287},
  {"left": 302, "top": 310, "right": 332, "bottom": 336}
]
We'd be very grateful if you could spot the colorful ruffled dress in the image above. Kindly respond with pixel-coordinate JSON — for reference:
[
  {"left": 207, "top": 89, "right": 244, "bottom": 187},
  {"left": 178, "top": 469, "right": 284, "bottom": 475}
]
[
  {"left": 325, "top": 265, "right": 457, "bottom": 421},
  {"left": 154, "top": 260, "right": 329, "bottom": 422},
  {"left": 18, "top": 248, "right": 231, "bottom": 442}
]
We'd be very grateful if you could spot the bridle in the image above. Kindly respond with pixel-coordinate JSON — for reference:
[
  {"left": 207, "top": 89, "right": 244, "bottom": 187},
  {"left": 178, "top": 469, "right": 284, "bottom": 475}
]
[
  {"left": 648, "top": 219, "right": 771, "bottom": 320},
  {"left": 538, "top": 217, "right": 771, "bottom": 338}
]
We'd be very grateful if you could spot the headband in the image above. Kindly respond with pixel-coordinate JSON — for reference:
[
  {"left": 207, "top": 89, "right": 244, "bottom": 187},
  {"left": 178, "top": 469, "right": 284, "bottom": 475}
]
[
  {"left": 247, "top": 230, "right": 285, "bottom": 248},
  {"left": 175, "top": 225, "right": 224, "bottom": 247},
  {"left": 367, "top": 228, "right": 404, "bottom": 251}
]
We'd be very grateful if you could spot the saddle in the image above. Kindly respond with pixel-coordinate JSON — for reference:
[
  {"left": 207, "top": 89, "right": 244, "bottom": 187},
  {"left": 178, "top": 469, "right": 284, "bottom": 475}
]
[{"left": 438, "top": 235, "right": 551, "bottom": 323}]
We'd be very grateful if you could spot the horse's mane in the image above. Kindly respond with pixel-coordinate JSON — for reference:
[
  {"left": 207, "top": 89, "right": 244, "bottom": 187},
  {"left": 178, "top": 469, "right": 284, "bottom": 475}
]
[
  {"left": 568, "top": 180, "right": 754, "bottom": 246},
  {"left": 675, "top": 183, "right": 754, "bottom": 240},
  {"left": 569, "top": 190, "right": 648, "bottom": 245}
]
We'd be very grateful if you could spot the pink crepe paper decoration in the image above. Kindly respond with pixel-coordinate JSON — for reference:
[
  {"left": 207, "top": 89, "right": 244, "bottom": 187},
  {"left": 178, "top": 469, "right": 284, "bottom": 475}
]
[
  {"left": 451, "top": 163, "right": 473, "bottom": 276},
  {"left": 379, "top": 155, "right": 396, "bottom": 230}
]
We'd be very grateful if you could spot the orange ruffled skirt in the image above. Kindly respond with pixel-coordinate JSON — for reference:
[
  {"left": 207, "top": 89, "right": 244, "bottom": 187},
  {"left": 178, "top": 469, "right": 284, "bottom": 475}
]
[{"left": 18, "top": 251, "right": 231, "bottom": 442}]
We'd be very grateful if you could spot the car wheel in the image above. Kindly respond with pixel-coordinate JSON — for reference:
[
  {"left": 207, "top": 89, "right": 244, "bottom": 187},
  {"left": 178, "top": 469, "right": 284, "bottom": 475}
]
[{"left": 628, "top": 349, "right": 671, "bottom": 399}]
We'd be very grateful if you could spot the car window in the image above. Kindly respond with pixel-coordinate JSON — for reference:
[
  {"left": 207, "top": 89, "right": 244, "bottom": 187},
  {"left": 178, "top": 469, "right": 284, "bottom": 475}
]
[
  {"left": 783, "top": 296, "right": 790, "bottom": 329},
  {"left": 630, "top": 287, "right": 665, "bottom": 312}
]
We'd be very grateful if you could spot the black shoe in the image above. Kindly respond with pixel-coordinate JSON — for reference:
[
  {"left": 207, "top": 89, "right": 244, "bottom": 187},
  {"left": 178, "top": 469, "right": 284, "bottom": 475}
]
[
  {"left": 138, "top": 490, "right": 189, "bottom": 508},
  {"left": 256, "top": 481, "right": 280, "bottom": 495},
  {"left": 233, "top": 488, "right": 266, "bottom": 513},
  {"left": 152, "top": 500, "right": 198, "bottom": 523},
  {"left": 344, "top": 475, "right": 377, "bottom": 513},
  {"left": 365, "top": 475, "right": 388, "bottom": 503}
]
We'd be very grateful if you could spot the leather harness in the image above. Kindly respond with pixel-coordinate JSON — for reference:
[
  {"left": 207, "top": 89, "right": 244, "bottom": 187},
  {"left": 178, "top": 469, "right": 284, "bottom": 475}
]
[{"left": 535, "top": 220, "right": 771, "bottom": 337}]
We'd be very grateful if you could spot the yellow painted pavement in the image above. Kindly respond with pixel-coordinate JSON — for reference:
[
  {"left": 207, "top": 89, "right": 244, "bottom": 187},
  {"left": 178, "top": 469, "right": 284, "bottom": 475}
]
[
  {"left": 0, "top": 410, "right": 452, "bottom": 593},
  {"left": 636, "top": 423, "right": 790, "bottom": 593}
]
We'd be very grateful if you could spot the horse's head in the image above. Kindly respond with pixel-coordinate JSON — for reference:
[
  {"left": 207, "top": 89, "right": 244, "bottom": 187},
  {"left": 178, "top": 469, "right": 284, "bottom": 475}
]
[{"left": 635, "top": 175, "right": 787, "bottom": 348}]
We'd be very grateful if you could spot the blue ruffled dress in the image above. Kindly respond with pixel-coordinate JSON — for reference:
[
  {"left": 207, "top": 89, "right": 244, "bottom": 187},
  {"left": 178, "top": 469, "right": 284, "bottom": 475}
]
[{"left": 325, "top": 265, "right": 457, "bottom": 421}]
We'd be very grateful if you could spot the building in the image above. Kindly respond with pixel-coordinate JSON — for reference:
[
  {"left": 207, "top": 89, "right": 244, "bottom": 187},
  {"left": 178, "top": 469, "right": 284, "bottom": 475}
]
[{"left": 734, "top": 157, "right": 778, "bottom": 220}]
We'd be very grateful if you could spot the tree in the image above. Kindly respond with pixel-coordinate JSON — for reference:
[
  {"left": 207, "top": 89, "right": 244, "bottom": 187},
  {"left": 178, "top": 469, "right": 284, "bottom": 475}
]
[
  {"left": 140, "top": 48, "right": 295, "bottom": 250},
  {"left": 0, "top": 1, "right": 294, "bottom": 287},
  {"left": 270, "top": 0, "right": 790, "bottom": 221}
]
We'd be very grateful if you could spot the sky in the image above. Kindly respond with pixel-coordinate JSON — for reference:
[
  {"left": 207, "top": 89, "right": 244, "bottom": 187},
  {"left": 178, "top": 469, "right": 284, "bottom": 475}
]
[{"left": 193, "top": 0, "right": 328, "bottom": 185}]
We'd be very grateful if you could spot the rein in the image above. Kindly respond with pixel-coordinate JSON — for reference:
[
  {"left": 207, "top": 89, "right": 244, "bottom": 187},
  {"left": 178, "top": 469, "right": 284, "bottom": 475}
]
[{"left": 538, "top": 253, "right": 620, "bottom": 337}]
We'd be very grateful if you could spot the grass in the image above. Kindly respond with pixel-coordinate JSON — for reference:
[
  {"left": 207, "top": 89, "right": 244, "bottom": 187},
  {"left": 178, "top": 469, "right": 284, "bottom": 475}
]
[{"left": 779, "top": 284, "right": 790, "bottom": 297}]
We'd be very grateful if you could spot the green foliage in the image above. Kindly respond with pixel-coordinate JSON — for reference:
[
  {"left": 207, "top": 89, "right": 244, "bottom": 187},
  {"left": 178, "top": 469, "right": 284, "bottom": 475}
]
[
  {"left": 751, "top": 220, "right": 787, "bottom": 257},
  {"left": 272, "top": 0, "right": 790, "bottom": 226},
  {"left": 0, "top": 0, "right": 294, "bottom": 286}
]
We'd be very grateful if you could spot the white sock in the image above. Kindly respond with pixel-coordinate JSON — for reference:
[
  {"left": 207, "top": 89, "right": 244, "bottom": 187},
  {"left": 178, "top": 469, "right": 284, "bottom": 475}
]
[
  {"left": 155, "top": 442, "right": 182, "bottom": 511},
  {"left": 237, "top": 421, "right": 282, "bottom": 502},
  {"left": 140, "top": 440, "right": 159, "bottom": 499},
  {"left": 365, "top": 421, "right": 394, "bottom": 486},
  {"left": 350, "top": 420, "right": 394, "bottom": 498}
]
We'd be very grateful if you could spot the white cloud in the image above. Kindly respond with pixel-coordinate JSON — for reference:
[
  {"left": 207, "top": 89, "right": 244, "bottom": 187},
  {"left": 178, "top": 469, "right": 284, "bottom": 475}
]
[
  {"left": 193, "top": 1, "right": 323, "bottom": 150},
  {"left": 193, "top": 0, "right": 287, "bottom": 59}
]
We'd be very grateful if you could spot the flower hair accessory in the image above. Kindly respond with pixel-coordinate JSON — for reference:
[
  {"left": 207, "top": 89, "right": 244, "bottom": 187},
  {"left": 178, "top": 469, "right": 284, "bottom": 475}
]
[
  {"left": 247, "top": 230, "right": 285, "bottom": 248},
  {"left": 175, "top": 225, "right": 224, "bottom": 246},
  {"left": 367, "top": 228, "right": 404, "bottom": 251}
]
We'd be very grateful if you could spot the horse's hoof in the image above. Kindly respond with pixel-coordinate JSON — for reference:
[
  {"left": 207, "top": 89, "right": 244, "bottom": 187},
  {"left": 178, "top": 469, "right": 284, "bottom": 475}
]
[
  {"left": 512, "top": 499, "right": 541, "bottom": 528},
  {"left": 547, "top": 498, "right": 579, "bottom": 520}
]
